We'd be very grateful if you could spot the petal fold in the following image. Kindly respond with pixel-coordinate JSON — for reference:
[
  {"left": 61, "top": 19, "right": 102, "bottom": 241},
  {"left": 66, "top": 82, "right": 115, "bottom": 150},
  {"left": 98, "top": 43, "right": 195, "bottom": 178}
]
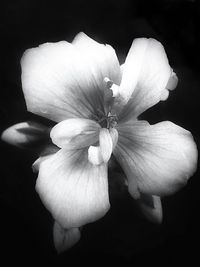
[
  {"left": 115, "top": 121, "right": 197, "bottom": 197},
  {"left": 36, "top": 148, "right": 110, "bottom": 228},
  {"left": 50, "top": 118, "right": 100, "bottom": 149}
]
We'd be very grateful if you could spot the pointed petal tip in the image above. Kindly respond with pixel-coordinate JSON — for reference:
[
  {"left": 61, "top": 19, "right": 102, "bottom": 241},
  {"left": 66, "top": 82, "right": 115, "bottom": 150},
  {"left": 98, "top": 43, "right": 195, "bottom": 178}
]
[
  {"left": 166, "top": 71, "right": 178, "bottom": 91},
  {"left": 53, "top": 222, "right": 81, "bottom": 253},
  {"left": 138, "top": 195, "right": 163, "bottom": 224},
  {"left": 1, "top": 123, "right": 28, "bottom": 146}
]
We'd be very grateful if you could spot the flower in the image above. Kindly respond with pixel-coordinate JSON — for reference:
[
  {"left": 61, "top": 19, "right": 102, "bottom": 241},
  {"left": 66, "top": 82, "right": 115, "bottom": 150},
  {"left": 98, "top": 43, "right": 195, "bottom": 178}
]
[{"left": 1, "top": 32, "right": 198, "bottom": 252}]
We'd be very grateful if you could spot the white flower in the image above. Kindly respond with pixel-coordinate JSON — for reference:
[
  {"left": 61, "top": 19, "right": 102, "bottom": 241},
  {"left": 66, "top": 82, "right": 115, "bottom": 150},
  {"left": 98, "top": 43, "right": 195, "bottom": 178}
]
[{"left": 1, "top": 32, "right": 197, "bottom": 251}]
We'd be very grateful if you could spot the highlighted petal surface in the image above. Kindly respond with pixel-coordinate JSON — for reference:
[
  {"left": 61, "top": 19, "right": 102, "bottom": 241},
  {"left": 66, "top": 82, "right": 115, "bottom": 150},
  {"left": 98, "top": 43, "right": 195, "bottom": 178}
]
[
  {"left": 118, "top": 38, "right": 175, "bottom": 121},
  {"left": 99, "top": 128, "right": 113, "bottom": 163},
  {"left": 88, "top": 146, "right": 103, "bottom": 165},
  {"left": 36, "top": 148, "right": 110, "bottom": 228},
  {"left": 115, "top": 121, "right": 197, "bottom": 197},
  {"left": 21, "top": 33, "right": 121, "bottom": 122},
  {"left": 73, "top": 32, "right": 121, "bottom": 86}
]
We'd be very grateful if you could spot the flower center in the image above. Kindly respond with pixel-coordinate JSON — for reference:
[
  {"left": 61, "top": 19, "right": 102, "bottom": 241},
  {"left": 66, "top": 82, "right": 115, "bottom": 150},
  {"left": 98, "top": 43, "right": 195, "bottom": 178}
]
[
  {"left": 91, "top": 108, "right": 117, "bottom": 129},
  {"left": 97, "top": 110, "right": 118, "bottom": 129}
]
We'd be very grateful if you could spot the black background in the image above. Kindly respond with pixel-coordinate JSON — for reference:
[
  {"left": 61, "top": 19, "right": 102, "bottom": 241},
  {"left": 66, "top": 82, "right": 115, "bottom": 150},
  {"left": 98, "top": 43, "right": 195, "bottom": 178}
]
[{"left": 1, "top": 0, "right": 200, "bottom": 266}]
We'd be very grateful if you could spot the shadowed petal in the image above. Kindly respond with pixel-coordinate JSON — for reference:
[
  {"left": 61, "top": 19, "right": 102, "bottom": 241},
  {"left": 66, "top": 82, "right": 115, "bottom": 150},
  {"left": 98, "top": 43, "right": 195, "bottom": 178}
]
[
  {"left": 1, "top": 122, "right": 48, "bottom": 149},
  {"left": 137, "top": 194, "right": 162, "bottom": 224},
  {"left": 166, "top": 71, "right": 178, "bottom": 91},
  {"left": 53, "top": 222, "right": 81, "bottom": 253},
  {"left": 36, "top": 148, "right": 110, "bottom": 228},
  {"left": 118, "top": 38, "right": 176, "bottom": 121},
  {"left": 115, "top": 121, "right": 197, "bottom": 198},
  {"left": 21, "top": 33, "right": 121, "bottom": 122}
]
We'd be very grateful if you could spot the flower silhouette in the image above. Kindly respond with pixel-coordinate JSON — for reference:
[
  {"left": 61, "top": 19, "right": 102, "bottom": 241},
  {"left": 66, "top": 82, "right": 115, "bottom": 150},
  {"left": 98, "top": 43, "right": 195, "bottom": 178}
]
[{"left": 2, "top": 33, "right": 197, "bottom": 252}]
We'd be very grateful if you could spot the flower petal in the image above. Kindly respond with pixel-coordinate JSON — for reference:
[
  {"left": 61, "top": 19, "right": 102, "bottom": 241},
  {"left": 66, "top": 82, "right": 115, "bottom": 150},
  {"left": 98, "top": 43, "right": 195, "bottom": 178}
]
[
  {"left": 50, "top": 118, "right": 100, "bottom": 149},
  {"left": 118, "top": 38, "right": 175, "bottom": 121},
  {"left": 109, "top": 128, "right": 119, "bottom": 149},
  {"left": 53, "top": 222, "right": 81, "bottom": 253},
  {"left": 72, "top": 32, "right": 122, "bottom": 86},
  {"left": 36, "top": 148, "right": 110, "bottom": 228},
  {"left": 137, "top": 194, "right": 162, "bottom": 224},
  {"left": 21, "top": 33, "right": 121, "bottom": 122},
  {"left": 1, "top": 122, "right": 48, "bottom": 149},
  {"left": 99, "top": 128, "right": 113, "bottom": 163},
  {"left": 88, "top": 146, "right": 104, "bottom": 165},
  {"left": 32, "top": 144, "right": 59, "bottom": 173},
  {"left": 166, "top": 71, "right": 178, "bottom": 91},
  {"left": 115, "top": 121, "right": 197, "bottom": 197}
]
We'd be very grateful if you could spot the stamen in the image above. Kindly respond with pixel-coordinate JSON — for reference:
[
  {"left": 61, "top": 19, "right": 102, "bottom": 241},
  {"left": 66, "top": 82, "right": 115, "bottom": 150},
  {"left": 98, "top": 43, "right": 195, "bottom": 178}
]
[
  {"left": 103, "top": 77, "right": 120, "bottom": 118},
  {"left": 104, "top": 77, "right": 113, "bottom": 88},
  {"left": 104, "top": 77, "right": 120, "bottom": 97},
  {"left": 110, "top": 84, "right": 120, "bottom": 97},
  {"left": 90, "top": 79, "right": 119, "bottom": 129},
  {"left": 107, "top": 112, "right": 118, "bottom": 128}
]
